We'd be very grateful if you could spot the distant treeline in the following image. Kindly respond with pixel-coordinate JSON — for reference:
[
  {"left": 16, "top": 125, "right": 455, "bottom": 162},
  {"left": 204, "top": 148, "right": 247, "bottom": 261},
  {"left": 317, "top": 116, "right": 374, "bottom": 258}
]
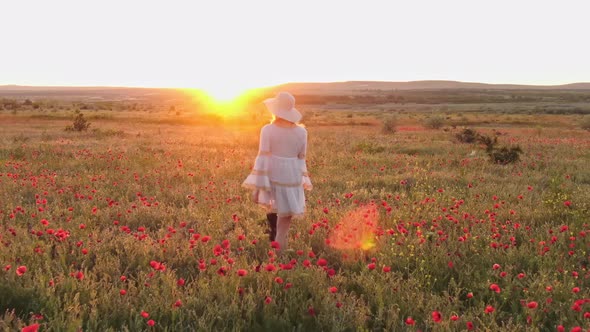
[
  {"left": 291, "top": 89, "right": 590, "bottom": 105},
  {"left": 2, "top": 88, "right": 590, "bottom": 115}
]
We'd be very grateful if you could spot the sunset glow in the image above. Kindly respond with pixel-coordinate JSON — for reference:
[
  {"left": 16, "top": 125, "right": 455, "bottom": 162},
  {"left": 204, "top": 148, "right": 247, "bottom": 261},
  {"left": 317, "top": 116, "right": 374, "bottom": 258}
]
[
  {"left": 329, "top": 206, "right": 379, "bottom": 254},
  {"left": 1, "top": 0, "right": 588, "bottom": 88}
]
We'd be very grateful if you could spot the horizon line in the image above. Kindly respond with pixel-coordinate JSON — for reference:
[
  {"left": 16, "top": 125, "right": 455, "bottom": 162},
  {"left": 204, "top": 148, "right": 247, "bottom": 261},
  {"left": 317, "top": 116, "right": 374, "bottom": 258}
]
[{"left": 1, "top": 79, "right": 590, "bottom": 90}]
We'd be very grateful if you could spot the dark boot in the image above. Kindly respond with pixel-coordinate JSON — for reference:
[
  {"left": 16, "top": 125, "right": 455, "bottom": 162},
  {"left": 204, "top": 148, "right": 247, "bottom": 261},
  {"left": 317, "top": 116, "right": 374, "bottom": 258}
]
[{"left": 267, "top": 213, "right": 277, "bottom": 241}]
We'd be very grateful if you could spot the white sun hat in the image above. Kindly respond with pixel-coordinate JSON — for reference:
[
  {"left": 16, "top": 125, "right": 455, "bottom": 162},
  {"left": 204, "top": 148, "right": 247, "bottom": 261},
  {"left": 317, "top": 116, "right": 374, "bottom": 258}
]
[{"left": 263, "top": 91, "right": 302, "bottom": 123}]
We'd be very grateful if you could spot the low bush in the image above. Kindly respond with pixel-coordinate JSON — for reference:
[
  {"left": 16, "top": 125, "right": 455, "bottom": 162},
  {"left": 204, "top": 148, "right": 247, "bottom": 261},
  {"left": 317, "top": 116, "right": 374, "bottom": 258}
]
[
  {"left": 65, "top": 110, "right": 91, "bottom": 132},
  {"left": 381, "top": 117, "right": 397, "bottom": 134},
  {"left": 424, "top": 115, "right": 445, "bottom": 129},
  {"left": 455, "top": 128, "right": 479, "bottom": 143}
]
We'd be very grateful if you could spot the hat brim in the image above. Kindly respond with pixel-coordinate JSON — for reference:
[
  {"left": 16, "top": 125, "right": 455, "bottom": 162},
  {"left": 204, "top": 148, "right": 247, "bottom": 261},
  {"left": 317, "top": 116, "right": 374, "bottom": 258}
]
[{"left": 263, "top": 98, "right": 302, "bottom": 123}]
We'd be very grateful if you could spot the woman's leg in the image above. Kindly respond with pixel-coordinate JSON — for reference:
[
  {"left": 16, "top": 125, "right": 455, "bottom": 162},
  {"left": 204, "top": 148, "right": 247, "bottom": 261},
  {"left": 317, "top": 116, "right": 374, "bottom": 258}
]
[
  {"left": 275, "top": 215, "right": 292, "bottom": 253},
  {"left": 266, "top": 213, "right": 277, "bottom": 241}
]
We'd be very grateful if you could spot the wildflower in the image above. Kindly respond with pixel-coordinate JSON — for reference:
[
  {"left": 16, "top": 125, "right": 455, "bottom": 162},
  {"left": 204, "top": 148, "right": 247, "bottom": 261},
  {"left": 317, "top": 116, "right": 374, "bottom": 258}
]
[
  {"left": 484, "top": 305, "right": 495, "bottom": 314},
  {"left": 329, "top": 286, "right": 338, "bottom": 293},
  {"left": 405, "top": 317, "right": 415, "bottom": 325},
  {"left": 527, "top": 301, "right": 538, "bottom": 309},
  {"left": 147, "top": 320, "right": 155, "bottom": 326},
  {"left": 16, "top": 266, "right": 27, "bottom": 276},
  {"left": 432, "top": 311, "right": 442, "bottom": 323},
  {"left": 21, "top": 324, "right": 39, "bottom": 332},
  {"left": 489, "top": 283, "right": 501, "bottom": 293},
  {"left": 237, "top": 269, "right": 248, "bottom": 277}
]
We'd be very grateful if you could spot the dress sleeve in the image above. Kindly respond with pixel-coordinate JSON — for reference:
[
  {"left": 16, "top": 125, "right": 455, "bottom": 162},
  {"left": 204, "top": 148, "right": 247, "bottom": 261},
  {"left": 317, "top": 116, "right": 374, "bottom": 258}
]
[
  {"left": 299, "top": 129, "right": 313, "bottom": 190},
  {"left": 242, "top": 126, "right": 272, "bottom": 194},
  {"left": 258, "top": 125, "right": 271, "bottom": 156}
]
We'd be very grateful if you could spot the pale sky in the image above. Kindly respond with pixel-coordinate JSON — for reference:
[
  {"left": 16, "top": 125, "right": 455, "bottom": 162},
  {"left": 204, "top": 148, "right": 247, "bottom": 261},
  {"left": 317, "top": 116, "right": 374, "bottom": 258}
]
[{"left": 1, "top": 0, "right": 589, "bottom": 96}]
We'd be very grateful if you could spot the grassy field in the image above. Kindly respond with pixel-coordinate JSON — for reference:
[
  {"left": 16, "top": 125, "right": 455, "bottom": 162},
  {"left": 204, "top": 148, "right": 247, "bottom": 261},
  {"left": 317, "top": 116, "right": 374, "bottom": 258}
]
[{"left": 1, "top": 104, "right": 590, "bottom": 331}]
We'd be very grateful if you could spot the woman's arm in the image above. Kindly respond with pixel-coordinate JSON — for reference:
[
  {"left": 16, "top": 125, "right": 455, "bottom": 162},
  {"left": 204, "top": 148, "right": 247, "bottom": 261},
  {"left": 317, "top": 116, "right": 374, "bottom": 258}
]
[
  {"left": 298, "top": 129, "right": 307, "bottom": 160},
  {"left": 258, "top": 125, "right": 271, "bottom": 156}
]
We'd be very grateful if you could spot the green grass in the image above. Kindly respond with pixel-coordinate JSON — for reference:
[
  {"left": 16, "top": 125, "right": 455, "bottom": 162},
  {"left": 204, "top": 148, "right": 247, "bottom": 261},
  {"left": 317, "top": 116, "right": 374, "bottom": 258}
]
[{"left": 0, "top": 112, "right": 589, "bottom": 331}]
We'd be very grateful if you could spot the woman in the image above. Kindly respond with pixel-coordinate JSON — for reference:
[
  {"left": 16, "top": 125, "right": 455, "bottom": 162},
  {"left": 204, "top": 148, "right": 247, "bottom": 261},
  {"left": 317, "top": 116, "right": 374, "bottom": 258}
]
[{"left": 243, "top": 92, "right": 312, "bottom": 253}]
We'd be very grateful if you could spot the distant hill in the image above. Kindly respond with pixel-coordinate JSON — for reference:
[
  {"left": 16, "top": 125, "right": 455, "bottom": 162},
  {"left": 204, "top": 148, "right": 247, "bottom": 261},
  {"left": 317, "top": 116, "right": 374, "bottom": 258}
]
[
  {"left": 1, "top": 81, "right": 589, "bottom": 100},
  {"left": 273, "top": 80, "right": 590, "bottom": 93}
]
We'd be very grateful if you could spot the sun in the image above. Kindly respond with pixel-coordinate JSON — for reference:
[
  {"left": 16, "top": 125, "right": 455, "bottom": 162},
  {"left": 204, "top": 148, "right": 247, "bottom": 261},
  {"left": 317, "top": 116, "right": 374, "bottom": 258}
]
[
  {"left": 185, "top": 82, "right": 260, "bottom": 118},
  {"left": 201, "top": 82, "right": 250, "bottom": 103}
]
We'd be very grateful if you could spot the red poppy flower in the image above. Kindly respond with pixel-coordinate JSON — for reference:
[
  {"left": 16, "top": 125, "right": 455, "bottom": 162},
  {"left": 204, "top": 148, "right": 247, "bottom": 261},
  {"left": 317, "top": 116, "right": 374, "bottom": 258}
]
[
  {"left": 405, "top": 317, "right": 415, "bottom": 325},
  {"left": 489, "top": 284, "right": 501, "bottom": 293},
  {"left": 16, "top": 266, "right": 26, "bottom": 276},
  {"left": 431, "top": 311, "right": 442, "bottom": 323},
  {"left": 329, "top": 286, "right": 338, "bottom": 293},
  {"left": 237, "top": 269, "right": 247, "bottom": 277},
  {"left": 21, "top": 324, "right": 39, "bottom": 332},
  {"left": 147, "top": 320, "right": 155, "bottom": 326}
]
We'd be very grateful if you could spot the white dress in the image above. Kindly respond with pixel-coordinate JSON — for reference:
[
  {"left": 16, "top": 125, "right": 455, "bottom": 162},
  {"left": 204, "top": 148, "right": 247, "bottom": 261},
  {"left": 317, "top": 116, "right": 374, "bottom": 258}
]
[{"left": 242, "top": 123, "right": 312, "bottom": 218}]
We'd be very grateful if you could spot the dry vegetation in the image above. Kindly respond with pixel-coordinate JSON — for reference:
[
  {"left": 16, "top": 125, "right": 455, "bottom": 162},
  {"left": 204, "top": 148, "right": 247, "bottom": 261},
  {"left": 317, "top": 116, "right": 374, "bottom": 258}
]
[{"left": 1, "top": 89, "right": 589, "bottom": 331}]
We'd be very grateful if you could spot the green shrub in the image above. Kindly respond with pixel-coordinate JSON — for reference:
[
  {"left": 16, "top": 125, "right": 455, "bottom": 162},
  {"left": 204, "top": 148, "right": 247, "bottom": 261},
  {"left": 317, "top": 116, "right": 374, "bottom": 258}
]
[
  {"left": 455, "top": 128, "right": 479, "bottom": 143},
  {"left": 65, "top": 110, "right": 91, "bottom": 132},
  {"left": 424, "top": 115, "right": 445, "bottom": 129},
  {"left": 490, "top": 146, "right": 523, "bottom": 164},
  {"left": 476, "top": 133, "right": 523, "bottom": 164},
  {"left": 381, "top": 117, "right": 397, "bottom": 135}
]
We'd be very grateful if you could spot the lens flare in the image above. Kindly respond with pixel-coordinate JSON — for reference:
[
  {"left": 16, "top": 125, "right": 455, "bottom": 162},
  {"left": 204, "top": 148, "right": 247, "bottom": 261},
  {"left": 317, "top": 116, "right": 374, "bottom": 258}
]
[{"left": 328, "top": 206, "right": 379, "bottom": 252}]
